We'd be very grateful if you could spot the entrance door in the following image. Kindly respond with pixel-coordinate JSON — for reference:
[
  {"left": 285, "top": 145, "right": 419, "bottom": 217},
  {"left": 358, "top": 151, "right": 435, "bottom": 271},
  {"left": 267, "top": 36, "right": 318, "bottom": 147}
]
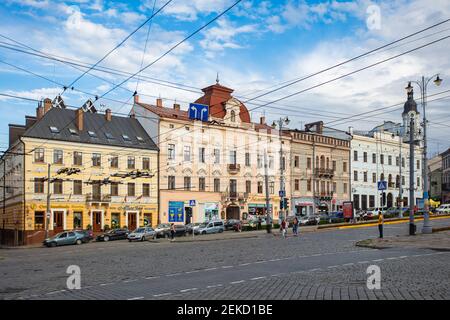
[
  {"left": 128, "top": 212, "right": 137, "bottom": 231},
  {"left": 185, "top": 207, "right": 192, "bottom": 224},
  {"left": 226, "top": 206, "right": 240, "bottom": 220},
  {"left": 93, "top": 211, "right": 102, "bottom": 232},
  {"left": 53, "top": 211, "right": 64, "bottom": 232},
  {"left": 387, "top": 193, "right": 393, "bottom": 208}
]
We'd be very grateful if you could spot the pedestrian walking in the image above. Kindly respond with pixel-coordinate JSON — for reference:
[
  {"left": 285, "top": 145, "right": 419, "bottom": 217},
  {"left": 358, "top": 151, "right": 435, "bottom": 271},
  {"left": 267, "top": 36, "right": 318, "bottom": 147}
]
[
  {"left": 281, "top": 219, "right": 287, "bottom": 238},
  {"left": 293, "top": 217, "right": 299, "bottom": 236},
  {"left": 257, "top": 217, "right": 262, "bottom": 230},
  {"left": 378, "top": 210, "right": 384, "bottom": 238},
  {"left": 170, "top": 223, "right": 175, "bottom": 241}
]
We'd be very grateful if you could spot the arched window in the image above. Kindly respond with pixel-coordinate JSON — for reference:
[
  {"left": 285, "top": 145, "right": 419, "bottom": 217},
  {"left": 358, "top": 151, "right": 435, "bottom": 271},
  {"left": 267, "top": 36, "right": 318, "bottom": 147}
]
[
  {"left": 316, "top": 156, "right": 320, "bottom": 169},
  {"left": 326, "top": 157, "right": 330, "bottom": 169},
  {"left": 380, "top": 173, "right": 385, "bottom": 181},
  {"left": 230, "top": 110, "right": 236, "bottom": 122},
  {"left": 320, "top": 155, "right": 325, "bottom": 169}
]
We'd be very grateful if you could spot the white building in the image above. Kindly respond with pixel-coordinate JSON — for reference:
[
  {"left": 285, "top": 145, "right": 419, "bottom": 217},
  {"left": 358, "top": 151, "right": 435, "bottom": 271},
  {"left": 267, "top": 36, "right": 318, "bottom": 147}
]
[{"left": 350, "top": 129, "right": 423, "bottom": 210}]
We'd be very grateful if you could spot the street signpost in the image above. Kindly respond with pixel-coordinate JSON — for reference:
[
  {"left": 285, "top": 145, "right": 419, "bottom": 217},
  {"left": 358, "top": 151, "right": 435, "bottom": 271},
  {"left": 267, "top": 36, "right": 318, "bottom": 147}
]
[
  {"left": 188, "top": 103, "right": 209, "bottom": 122},
  {"left": 377, "top": 181, "right": 387, "bottom": 191}
]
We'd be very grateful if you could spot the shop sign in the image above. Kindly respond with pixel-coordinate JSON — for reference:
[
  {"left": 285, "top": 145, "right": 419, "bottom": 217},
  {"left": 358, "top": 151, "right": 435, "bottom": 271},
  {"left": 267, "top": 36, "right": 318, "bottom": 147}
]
[{"left": 169, "top": 201, "right": 184, "bottom": 222}]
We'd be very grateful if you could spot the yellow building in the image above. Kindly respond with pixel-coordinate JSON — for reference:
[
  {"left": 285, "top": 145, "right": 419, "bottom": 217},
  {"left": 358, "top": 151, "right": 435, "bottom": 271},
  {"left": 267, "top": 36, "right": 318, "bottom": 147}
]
[{"left": 0, "top": 98, "right": 158, "bottom": 245}]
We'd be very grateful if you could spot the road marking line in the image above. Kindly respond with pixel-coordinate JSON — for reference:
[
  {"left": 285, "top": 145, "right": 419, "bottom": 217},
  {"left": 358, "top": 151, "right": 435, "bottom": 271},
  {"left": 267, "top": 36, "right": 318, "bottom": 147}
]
[
  {"left": 387, "top": 257, "right": 399, "bottom": 260},
  {"left": 127, "top": 296, "right": 144, "bottom": 300},
  {"left": 255, "top": 260, "right": 266, "bottom": 264},
  {"left": 145, "top": 276, "right": 160, "bottom": 280},
  {"left": 100, "top": 283, "right": 114, "bottom": 286},
  {"left": 207, "top": 284, "right": 223, "bottom": 288},
  {"left": 230, "top": 280, "right": 245, "bottom": 284},
  {"left": 46, "top": 290, "right": 66, "bottom": 295},
  {"left": 372, "top": 259, "right": 384, "bottom": 262},
  {"left": 327, "top": 265, "right": 339, "bottom": 269},
  {"left": 180, "top": 288, "right": 198, "bottom": 293},
  {"left": 185, "top": 270, "right": 200, "bottom": 274},
  {"left": 250, "top": 277, "right": 266, "bottom": 280},
  {"left": 309, "top": 268, "right": 322, "bottom": 272},
  {"left": 343, "top": 263, "right": 354, "bottom": 266},
  {"left": 239, "top": 263, "right": 251, "bottom": 266},
  {"left": 399, "top": 256, "right": 408, "bottom": 259},
  {"left": 166, "top": 273, "right": 182, "bottom": 277},
  {"left": 123, "top": 279, "right": 138, "bottom": 283},
  {"left": 311, "top": 254, "right": 322, "bottom": 257},
  {"left": 153, "top": 293, "right": 172, "bottom": 297},
  {"left": 221, "top": 265, "right": 233, "bottom": 269},
  {"left": 204, "top": 267, "right": 217, "bottom": 271},
  {"left": 357, "top": 261, "right": 369, "bottom": 264}
]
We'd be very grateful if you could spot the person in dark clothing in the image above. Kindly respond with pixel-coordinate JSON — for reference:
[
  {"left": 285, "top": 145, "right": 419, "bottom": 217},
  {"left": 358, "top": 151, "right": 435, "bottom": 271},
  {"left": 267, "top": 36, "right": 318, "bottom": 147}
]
[
  {"left": 170, "top": 223, "right": 175, "bottom": 241},
  {"left": 378, "top": 211, "right": 384, "bottom": 238}
]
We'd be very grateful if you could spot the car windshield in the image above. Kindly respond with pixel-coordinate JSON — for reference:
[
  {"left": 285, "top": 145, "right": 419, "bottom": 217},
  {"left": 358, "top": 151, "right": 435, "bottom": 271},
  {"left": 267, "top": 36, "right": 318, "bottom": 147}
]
[
  {"left": 134, "top": 228, "right": 145, "bottom": 233},
  {"left": 199, "top": 223, "right": 208, "bottom": 228},
  {"left": 157, "top": 224, "right": 168, "bottom": 228}
]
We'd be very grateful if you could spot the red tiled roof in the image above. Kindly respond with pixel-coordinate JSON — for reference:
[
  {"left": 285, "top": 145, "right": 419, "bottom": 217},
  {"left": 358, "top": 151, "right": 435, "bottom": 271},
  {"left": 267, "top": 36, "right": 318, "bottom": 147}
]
[{"left": 136, "top": 102, "right": 191, "bottom": 121}]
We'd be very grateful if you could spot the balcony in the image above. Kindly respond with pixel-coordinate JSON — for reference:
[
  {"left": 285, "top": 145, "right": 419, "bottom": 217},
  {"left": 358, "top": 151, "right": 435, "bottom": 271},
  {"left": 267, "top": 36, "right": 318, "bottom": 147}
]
[
  {"left": 86, "top": 193, "right": 111, "bottom": 203},
  {"left": 313, "top": 191, "right": 334, "bottom": 200},
  {"left": 227, "top": 164, "right": 241, "bottom": 175},
  {"left": 221, "top": 191, "right": 248, "bottom": 202},
  {"left": 314, "top": 168, "right": 334, "bottom": 178},
  {"left": 388, "top": 182, "right": 396, "bottom": 188}
]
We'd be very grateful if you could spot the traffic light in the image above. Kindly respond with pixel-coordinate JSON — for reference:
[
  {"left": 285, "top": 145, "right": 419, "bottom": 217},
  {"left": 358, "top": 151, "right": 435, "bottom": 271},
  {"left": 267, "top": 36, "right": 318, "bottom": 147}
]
[
  {"left": 284, "top": 198, "right": 289, "bottom": 210},
  {"left": 280, "top": 200, "right": 284, "bottom": 209}
]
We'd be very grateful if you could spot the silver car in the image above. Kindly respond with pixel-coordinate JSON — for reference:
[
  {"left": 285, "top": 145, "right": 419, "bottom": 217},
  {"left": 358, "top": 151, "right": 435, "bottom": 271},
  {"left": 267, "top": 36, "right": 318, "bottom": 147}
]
[
  {"left": 127, "top": 227, "right": 156, "bottom": 241},
  {"left": 195, "top": 220, "right": 225, "bottom": 235}
]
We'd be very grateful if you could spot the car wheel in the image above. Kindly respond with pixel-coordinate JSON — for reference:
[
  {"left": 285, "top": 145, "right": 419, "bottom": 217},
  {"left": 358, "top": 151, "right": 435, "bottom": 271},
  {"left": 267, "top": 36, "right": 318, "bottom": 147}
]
[
  {"left": 218, "top": 229, "right": 223, "bottom": 233},
  {"left": 202, "top": 231, "right": 206, "bottom": 235},
  {"left": 104, "top": 236, "right": 109, "bottom": 242},
  {"left": 141, "top": 236, "right": 146, "bottom": 241},
  {"left": 76, "top": 239, "right": 82, "bottom": 245},
  {"left": 50, "top": 242, "right": 57, "bottom": 247},
  {"left": 152, "top": 234, "right": 156, "bottom": 240},
  {"left": 128, "top": 239, "right": 132, "bottom": 242}
]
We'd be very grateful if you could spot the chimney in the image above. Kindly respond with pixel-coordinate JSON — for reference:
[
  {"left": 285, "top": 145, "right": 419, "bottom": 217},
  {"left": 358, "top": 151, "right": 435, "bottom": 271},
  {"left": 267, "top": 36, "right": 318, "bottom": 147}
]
[
  {"left": 134, "top": 94, "right": 139, "bottom": 104},
  {"left": 105, "top": 109, "right": 112, "bottom": 121},
  {"left": 43, "top": 98, "right": 52, "bottom": 114},
  {"left": 36, "top": 105, "right": 44, "bottom": 120},
  {"left": 173, "top": 103, "right": 180, "bottom": 111},
  {"left": 75, "top": 108, "right": 84, "bottom": 131},
  {"left": 156, "top": 98, "right": 163, "bottom": 108},
  {"left": 260, "top": 116, "right": 265, "bottom": 125}
]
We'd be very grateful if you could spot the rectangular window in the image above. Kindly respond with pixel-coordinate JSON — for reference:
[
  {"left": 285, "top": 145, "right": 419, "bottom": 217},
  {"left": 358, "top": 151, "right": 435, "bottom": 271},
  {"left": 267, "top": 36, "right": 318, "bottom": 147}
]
[
  {"left": 257, "top": 155, "right": 263, "bottom": 168},
  {"left": 168, "top": 144, "right": 175, "bottom": 160},
  {"left": 295, "top": 179, "right": 299, "bottom": 191},
  {"left": 369, "top": 195, "right": 375, "bottom": 208},
  {"left": 92, "top": 153, "right": 101, "bottom": 167},
  {"left": 363, "top": 172, "right": 368, "bottom": 182},
  {"left": 35, "top": 148, "right": 45, "bottom": 163},
  {"left": 257, "top": 181, "right": 263, "bottom": 194},
  {"left": 344, "top": 183, "right": 348, "bottom": 194},
  {"left": 184, "top": 146, "right": 191, "bottom": 162},
  {"left": 34, "top": 211, "right": 44, "bottom": 230},
  {"left": 214, "top": 149, "right": 220, "bottom": 164},
  {"left": 353, "top": 150, "right": 358, "bottom": 161},
  {"left": 294, "top": 156, "right": 299, "bottom": 168},
  {"left": 353, "top": 194, "right": 360, "bottom": 210},
  {"left": 142, "top": 157, "right": 150, "bottom": 170},
  {"left": 269, "top": 156, "right": 274, "bottom": 169},
  {"left": 363, "top": 152, "right": 367, "bottom": 162},
  {"left": 214, "top": 178, "right": 220, "bottom": 192},
  {"left": 168, "top": 176, "right": 175, "bottom": 190},
  {"left": 245, "top": 180, "right": 251, "bottom": 194},
  {"left": 73, "top": 151, "right": 82, "bottom": 166},
  {"left": 402, "top": 158, "right": 405, "bottom": 168},
  {"left": 380, "top": 154, "right": 384, "bottom": 164},
  {"left": 245, "top": 152, "right": 250, "bottom": 167},
  {"left": 343, "top": 162, "right": 347, "bottom": 173},
  {"left": 229, "top": 150, "right": 237, "bottom": 165},
  {"left": 73, "top": 180, "right": 82, "bottom": 195},
  {"left": 127, "top": 183, "right": 135, "bottom": 197},
  {"left": 199, "top": 147, "right": 205, "bottom": 163},
  {"left": 199, "top": 177, "right": 205, "bottom": 191},
  {"left": 269, "top": 181, "right": 274, "bottom": 194},
  {"left": 281, "top": 157, "right": 286, "bottom": 170},
  {"left": 307, "top": 179, "right": 311, "bottom": 192},
  {"left": 417, "top": 160, "right": 420, "bottom": 170},
  {"left": 110, "top": 182, "right": 119, "bottom": 196},
  {"left": 354, "top": 170, "right": 358, "bottom": 181},
  {"left": 127, "top": 156, "right": 135, "bottom": 169},
  {"left": 307, "top": 157, "right": 312, "bottom": 169},
  {"left": 53, "top": 149, "right": 63, "bottom": 164},
  {"left": 110, "top": 155, "right": 118, "bottom": 168},
  {"left": 402, "top": 176, "right": 405, "bottom": 186},
  {"left": 34, "top": 178, "right": 44, "bottom": 193},
  {"left": 73, "top": 212, "right": 82, "bottom": 229},
  {"left": 184, "top": 177, "right": 191, "bottom": 191},
  {"left": 388, "top": 155, "right": 392, "bottom": 165},
  {"left": 332, "top": 160, "right": 336, "bottom": 171},
  {"left": 143, "top": 183, "right": 150, "bottom": 197},
  {"left": 373, "top": 173, "right": 377, "bottom": 183},
  {"left": 396, "top": 157, "right": 399, "bottom": 166},
  {"left": 372, "top": 153, "right": 376, "bottom": 164},
  {"left": 417, "top": 177, "right": 420, "bottom": 187},
  {"left": 53, "top": 179, "right": 63, "bottom": 194}
]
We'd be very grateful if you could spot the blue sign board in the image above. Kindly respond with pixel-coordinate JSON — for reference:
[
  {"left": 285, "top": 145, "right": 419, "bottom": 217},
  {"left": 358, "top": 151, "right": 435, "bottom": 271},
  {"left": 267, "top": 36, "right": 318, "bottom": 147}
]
[
  {"left": 279, "top": 190, "right": 285, "bottom": 197},
  {"left": 189, "top": 103, "right": 209, "bottom": 122},
  {"left": 168, "top": 201, "right": 184, "bottom": 222},
  {"left": 377, "top": 181, "right": 387, "bottom": 191},
  {"left": 189, "top": 200, "right": 196, "bottom": 206}
]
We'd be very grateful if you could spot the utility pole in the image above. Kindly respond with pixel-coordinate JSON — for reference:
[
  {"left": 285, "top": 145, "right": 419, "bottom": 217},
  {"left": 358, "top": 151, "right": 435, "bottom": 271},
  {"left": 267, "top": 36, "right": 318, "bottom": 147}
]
[
  {"left": 45, "top": 163, "right": 51, "bottom": 239},
  {"left": 312, "top": 139, "right": 316, "bottom": 216},
  {"left": 398, "top": 132, "right": 403, "bottom": 218},
  {"left": 409, "top": 116, "right": 416, "bottom": 235},
  {"left": 264, "top": 150, "right": 271, "bottom": 233}
]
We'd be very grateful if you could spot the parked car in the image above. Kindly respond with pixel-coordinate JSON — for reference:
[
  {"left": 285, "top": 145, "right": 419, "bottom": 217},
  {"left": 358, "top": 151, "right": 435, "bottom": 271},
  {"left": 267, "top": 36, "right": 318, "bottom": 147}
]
[
  {"left": 127, "top": 227, "right": 156, "bottom": 241},
  {"left": 297, "top": 216, "right": 310, "bottom": 226},
  {"left": 161, "top": 224, "right": 187, "bottom": 238},
  {"left": 154, "top": 223, "right": 171, "bottom": 238},
  {"left": 195, "top": 220, "right": 225, "bottom": 235},
  {"left": 224, "top": 219, "right": 241, "bottom": 230},
  {"left": 96, "top": 228, "right": 129, "bottom": 242},
  {"left": 186, "top": 223, "right": 202, "bottom": 234},
  {"left": 248, "top": 217, "right": 268, "bottom": 228},
  {"left": 436, "top": 204, "right": 450, "bottom": 214},
  {"left": 72, "top": 229, "right": 94, "bottom": 242},
  {"left": 43, "top": 231, "right": 89, "bottom": 247}
]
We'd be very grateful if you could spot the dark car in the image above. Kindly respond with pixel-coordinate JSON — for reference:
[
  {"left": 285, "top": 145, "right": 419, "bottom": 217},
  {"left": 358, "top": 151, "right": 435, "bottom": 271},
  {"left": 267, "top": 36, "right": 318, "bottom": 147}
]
[
  {"left": 96, "top": 228, "right": 129, "bottom": 242},
  {"left": 161, "top": 224, "right": 187, "bottom": 238},
  {"left": 224, "top": 219, "right": 241, "bottom": 230},
  {"left": 73, "top": 229, "right": 94, "bottom": 242}
]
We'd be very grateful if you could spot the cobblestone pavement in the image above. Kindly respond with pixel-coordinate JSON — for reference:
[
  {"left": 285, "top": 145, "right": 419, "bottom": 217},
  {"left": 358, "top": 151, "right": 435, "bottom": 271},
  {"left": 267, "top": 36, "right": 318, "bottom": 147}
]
[{"left": 0, "top": 218, "right": 449, "bottom": 300}]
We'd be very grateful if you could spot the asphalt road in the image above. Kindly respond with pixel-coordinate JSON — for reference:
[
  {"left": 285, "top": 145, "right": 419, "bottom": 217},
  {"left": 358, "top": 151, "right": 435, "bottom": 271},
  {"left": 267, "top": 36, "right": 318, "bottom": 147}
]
[{"left": 0, "top": 217, "right": 449, "bottom": 300}]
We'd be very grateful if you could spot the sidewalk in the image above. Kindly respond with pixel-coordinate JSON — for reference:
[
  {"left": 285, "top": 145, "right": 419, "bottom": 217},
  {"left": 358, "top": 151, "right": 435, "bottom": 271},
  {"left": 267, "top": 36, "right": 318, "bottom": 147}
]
[{"left": 356, "top": 229, "right": 450, "bottom": 251}]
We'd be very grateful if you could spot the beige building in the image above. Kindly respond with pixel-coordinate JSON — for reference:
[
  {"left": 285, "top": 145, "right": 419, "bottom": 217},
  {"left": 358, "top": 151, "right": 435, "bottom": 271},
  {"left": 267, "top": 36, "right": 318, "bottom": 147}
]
[
  {"left": 134, "top": 82, "right": 290, "bottom": 224},
  {"left": 0, "top": 98, "right": 158, "bottom": 245},
  {"left": 286, "top": 122, "right": 351, "bottom": 215}
]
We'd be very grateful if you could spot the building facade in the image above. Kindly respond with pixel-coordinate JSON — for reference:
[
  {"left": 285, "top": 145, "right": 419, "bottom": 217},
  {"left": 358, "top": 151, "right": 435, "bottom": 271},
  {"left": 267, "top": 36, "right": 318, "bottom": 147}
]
[
  {"left": 441, "top": 148, "right": 450, "bottom": 203},
  {"left": 0, "top": 98, "right": 158, "bottom": 245},
  {"left": 134, "top": 82, "right": 290, "bottom": 224},
  {"left": 428, "top": 154, "right": 442, "bottom": 203},
  {"left": 286, "top": 121, "right": 351, "bottom": 215},
  {"left": 350, "top": 129, "right": 423, "bottom": 210}
]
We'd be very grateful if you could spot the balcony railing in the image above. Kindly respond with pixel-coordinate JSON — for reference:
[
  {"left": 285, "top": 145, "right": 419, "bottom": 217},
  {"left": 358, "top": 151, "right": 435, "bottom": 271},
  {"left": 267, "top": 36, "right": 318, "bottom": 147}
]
[
  {"left": 314, "top": 168, "right": 334, "bottom": 178},
  {"left": 313, "top": 191, "right": 334, "bottom": 199},
  {"left": 227, "top": 164, "right": 241, "bottom": 174},
  {"left": 222, "top": 191, "right": 248, "bottom": 202},
  {"left": 388, "top": 182, "right": 396, "bottom": 188},
  {"left": 86, "top": 193, "right": 111, "bottom": 203}
]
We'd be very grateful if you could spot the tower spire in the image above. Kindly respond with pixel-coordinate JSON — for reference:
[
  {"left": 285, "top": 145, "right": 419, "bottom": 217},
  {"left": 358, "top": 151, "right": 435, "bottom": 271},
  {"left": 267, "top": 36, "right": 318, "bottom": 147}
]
[{"left": 216, "top": 72, "right": 220, "bottom": 84}]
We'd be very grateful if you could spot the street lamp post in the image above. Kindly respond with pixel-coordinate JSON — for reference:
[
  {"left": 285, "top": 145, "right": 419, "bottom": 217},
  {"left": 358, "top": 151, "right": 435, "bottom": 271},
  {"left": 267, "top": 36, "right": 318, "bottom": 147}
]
[
  {"left": 272, "top": 117, "right": 290, "bottom": 222},
  {"left": 406, "top": 74, "right": 442, "bottom": 234}
]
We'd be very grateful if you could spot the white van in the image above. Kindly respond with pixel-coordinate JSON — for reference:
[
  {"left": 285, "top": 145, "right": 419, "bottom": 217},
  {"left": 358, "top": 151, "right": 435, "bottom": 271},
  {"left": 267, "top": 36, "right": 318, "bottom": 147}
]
[
  {"left": 195, "top": 220, "right": 225, "bottom": 235},
  {"left": 436, "top": 204, "right": 450, "bottom": 214}
]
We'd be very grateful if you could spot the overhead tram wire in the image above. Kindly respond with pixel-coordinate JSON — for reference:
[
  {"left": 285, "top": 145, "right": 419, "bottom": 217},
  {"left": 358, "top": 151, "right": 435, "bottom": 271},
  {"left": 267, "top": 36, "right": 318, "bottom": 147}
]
[{"left": 60, "top": 0, "right": 173, "bottom": 95}]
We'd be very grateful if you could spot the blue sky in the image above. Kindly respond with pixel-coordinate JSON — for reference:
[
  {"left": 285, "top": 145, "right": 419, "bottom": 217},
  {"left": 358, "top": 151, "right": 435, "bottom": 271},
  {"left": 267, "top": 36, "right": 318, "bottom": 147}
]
[{"left": 0, "top": 0, "right": 449, "bottom": 155}]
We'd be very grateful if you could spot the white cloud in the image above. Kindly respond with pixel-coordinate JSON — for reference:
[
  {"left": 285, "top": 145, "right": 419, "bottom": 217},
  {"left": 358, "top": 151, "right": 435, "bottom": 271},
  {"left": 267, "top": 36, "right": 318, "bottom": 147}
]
[{"left": 157, "top": 0, "right": 235, "bottom": 21}]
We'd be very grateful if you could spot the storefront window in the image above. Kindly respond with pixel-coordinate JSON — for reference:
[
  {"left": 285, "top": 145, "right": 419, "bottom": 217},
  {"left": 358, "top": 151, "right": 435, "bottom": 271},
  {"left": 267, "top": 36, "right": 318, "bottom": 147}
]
[
  {"left": 34, "top": 211, "right": 44, "bottom": 230},
  {"left": 111, "top": 213, "right": 120, "bottom": 228},
  {"left": 73, "top": 211, "right": 82, "bottom": 229},
  {"left": 205, "top": 203, "right": 219, "bottom": 221}
]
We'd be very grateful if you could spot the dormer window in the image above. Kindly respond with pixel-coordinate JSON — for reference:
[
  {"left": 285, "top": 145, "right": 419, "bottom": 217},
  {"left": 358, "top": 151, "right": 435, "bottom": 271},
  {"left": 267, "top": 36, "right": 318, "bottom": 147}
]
[
  {"left": 88, "top": 131, "right": 97, "bottom": 138},
  {"left": 105, "top": 132, "right": 114, "bottom": 140},
  {"left": 122, "top": 134, "right": 131, "bottom": 141},
  {"left": 49, "top": 126, "right": 60, "bottom": 133},
  {"left": 68, "top": 128, "right": 78, "bottom": 135},
  {"left": 136, "top": 136, "right": 144, "bottom": 142},
  {"left": 230, "top": 110, "right": 236, "bottom": 122}
]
